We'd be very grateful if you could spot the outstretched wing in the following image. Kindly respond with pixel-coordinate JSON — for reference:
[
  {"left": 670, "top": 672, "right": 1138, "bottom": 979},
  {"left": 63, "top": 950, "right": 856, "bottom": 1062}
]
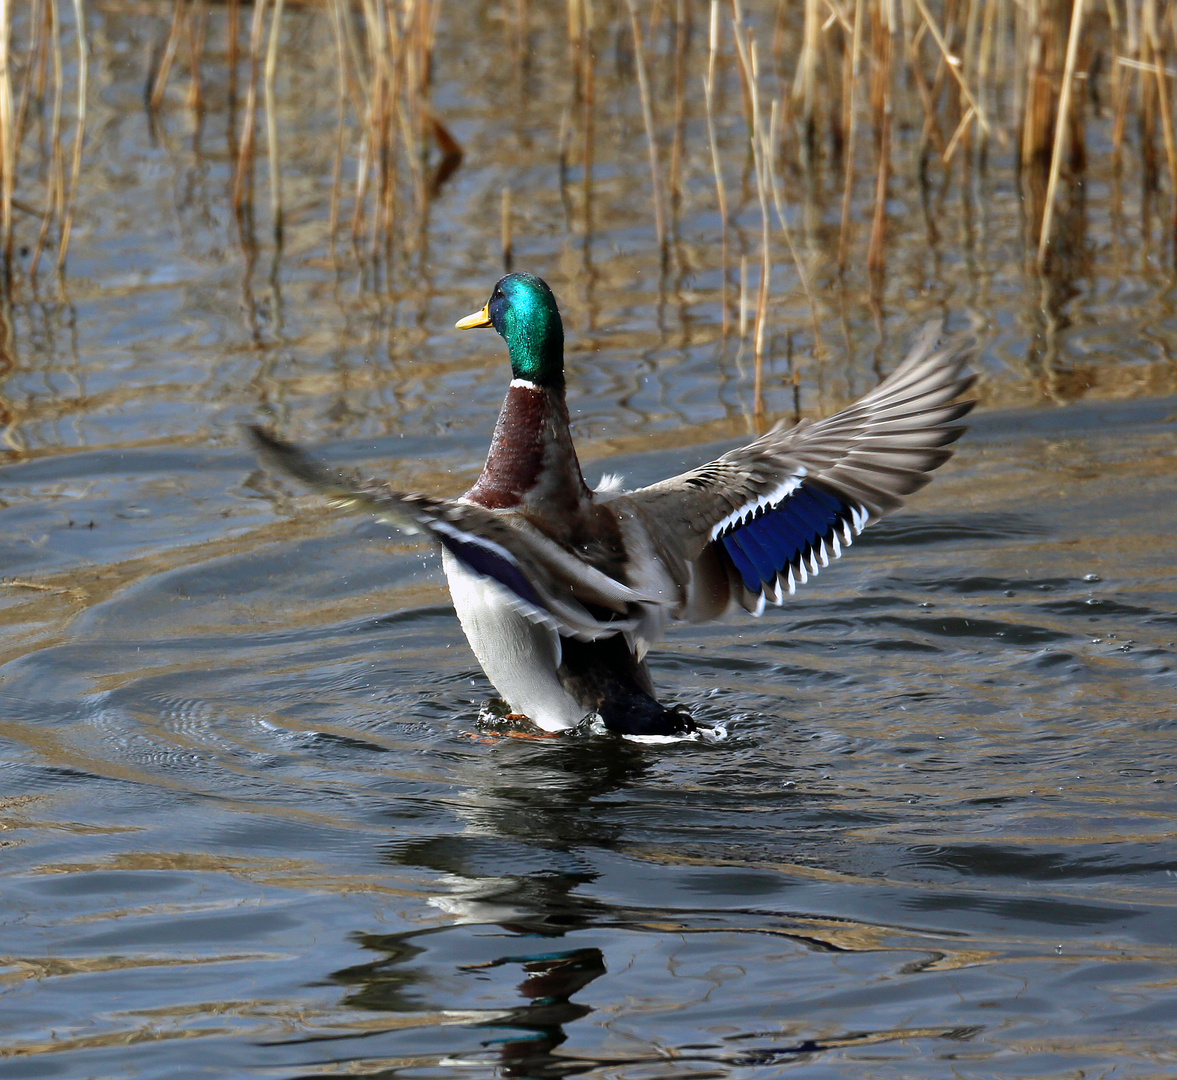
[
  {"left": 619, "top": 326, "right": 976, "bottom": 618},
  {"left": 248, "top": 427, "right": 650, "bottom": 642}
]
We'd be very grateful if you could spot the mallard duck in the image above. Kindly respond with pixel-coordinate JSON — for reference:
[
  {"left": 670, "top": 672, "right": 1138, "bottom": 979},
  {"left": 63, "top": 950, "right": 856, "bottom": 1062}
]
[{"left": 250, "top": 273, "right": 974, "bottom": 737}]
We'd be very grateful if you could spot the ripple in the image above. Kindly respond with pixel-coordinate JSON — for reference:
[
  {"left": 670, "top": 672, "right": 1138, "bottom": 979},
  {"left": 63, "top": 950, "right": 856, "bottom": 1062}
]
[
  {"left": 860, "top": 612, "right": 1073, "bottom": 645},
  {"left": 861, "top": 512, "right": 1048, "bottom": 546},
  {"left": 1040, "top": 597, "right": 1156, "bottom": 618}
]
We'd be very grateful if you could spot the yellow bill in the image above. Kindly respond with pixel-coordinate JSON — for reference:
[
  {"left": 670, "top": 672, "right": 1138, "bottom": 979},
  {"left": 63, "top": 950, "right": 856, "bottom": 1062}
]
[{"left": 455, "top": 304, "right": 492, "bottom": 330}]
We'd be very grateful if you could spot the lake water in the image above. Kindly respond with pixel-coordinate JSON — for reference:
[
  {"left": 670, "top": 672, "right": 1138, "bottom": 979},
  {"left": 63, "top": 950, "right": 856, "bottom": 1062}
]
[{"left": 2, "top": 3, "right": 1177, "bottom": 1078}]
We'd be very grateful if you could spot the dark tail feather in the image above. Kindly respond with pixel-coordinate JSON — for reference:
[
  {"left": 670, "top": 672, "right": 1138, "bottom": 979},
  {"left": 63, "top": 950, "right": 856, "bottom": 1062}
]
[{"left": 558, "top": 636, "right": 694, "bottom": 737}]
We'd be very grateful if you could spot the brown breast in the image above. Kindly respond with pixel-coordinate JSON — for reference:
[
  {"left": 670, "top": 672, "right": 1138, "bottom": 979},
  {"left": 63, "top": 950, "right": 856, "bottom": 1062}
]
[{"left": 464, "top": 382, "right": 627, "bottom": 579}]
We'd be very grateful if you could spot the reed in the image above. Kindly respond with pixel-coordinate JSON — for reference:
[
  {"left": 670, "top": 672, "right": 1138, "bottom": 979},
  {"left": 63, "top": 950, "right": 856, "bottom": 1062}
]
[
  {"left": 703, "top": 0, "right": 730, "bottom": 336},
  {"left": 501, "top": 185, "right": 513, "bottom": 272},
  {"left": 1, "top": 0, "right": 1175, "bottom": 314},
  {"left": 624, "top": 0, "right": 667, "bottom": 261}
]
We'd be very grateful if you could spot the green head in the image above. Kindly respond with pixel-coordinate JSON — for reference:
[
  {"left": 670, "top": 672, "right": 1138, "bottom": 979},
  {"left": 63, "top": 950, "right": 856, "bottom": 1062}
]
[{"left": 455, "top": 273, "right": 565, "bottom": 388}]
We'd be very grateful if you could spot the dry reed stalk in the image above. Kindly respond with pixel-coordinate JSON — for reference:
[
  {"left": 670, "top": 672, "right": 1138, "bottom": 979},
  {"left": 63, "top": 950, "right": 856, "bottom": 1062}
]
[
  {"left": 0, "top": 0, "right": 15, "bottom": 279},
  {"left": 350, "top": 0, "right": 390, "bottom": 260},
  {"left": 12, "top": 0, "right": 46, "bottom": 165},
  {"left": 419, "top": 11, "right": 440, "bottom": 154},
  {"left": 567, "top": 0, "right": 583, "bottom": 101},
  {"left": 233, "top": 0, "right": 270, "bottom": 233},
  {"left": 794, "top": 0, "right": 821, "bottom": 164},
  {"left": 1019, "top": 0, "right": 1065, "bottom": 242},
  {"left": 327, "top": 0, "right": 348, "bottom": 266},
  {"left": 942, "top": 106, "right": 975, "bottom": 163},
  {"left": 625, "top": 0, "right": 668, "bottom": 261},
  {"left": 913, "top": 0, "right": 960, "bottom": 162},
  {"left": 1124, "top": 0, "right": 1158, "bottom": 225},
  {"left": 227, "top": 0, "right": 240, "bottom": 145},
  {"left": 738, "top": 253, "right": 748, "bottom": 338},
  {"left": 734, "top": 0, "right": 826, "bottom": 373},
  {"left": 729, "top": 1, "right": 770, "bottom": 414},
  {"left": 377, "top": 2, "right": 402, "bottom": 257},
  {"left": 1037, "top": 0, "right": 1086, "bottom": 268},
  {"left": 149, "top": 0, "right": 187, "bottom": 112},
  {"left": 1143, "top": 0, "right": 1177, "bottom": 258},
  {"left": 911, "top": 0, "right": 992, "bottom": 143},
  {"left": 581, "top": 14, "right": 595, "bottom": 242},
  {"left": 703, "top": 0, "right": 730, "bottom": 336},
  {"left": 963, "top": 0, "right": 984, "bottom": 100},
  {"left": 1006, "top": 0, "right": 1022, "bottom": 129},
  {"left": 334, "top": 0, "right": 367, "bottom": 115},
  {"left": 186, "top": 0, "right": 207, "bottom": 114},
  {"left": 56, "top": 0, "right": 85, "bottom": 278},
  {"left": 513, "top": 0, "right": 527, "bottom": 96},
  {"left": 1109, "top": 16, "right": 1130, "bottom": 178},
  {"left": 866, "top": 0, "right": 892, "bottom": 281},
  {"left": 1140, "top": 64, "right": 1159, "bottom": 248},
  {"left": 820, "top": 9, "right": 844, "bottom": 167},
  {"left": 501, "top": 185, "right": 513, "bottom": 271},
  {"left": 766, "top": 101, "right": 826, "bottom": 364},
  {"left": 837, "top": 0, "right": 863, "bottom": 269},
  {"left": 30, "top": 0, "right": 63, "bottom": 279},
  {"left": 0, "top": 0, "right": 87, "bottom": 290},
  {"left": 343, "top": 0, "right": 376, "bottom": 251},
  {"left": 668, "top": 0, "right": 691, "bottom": 224},
  {"left": 263, "top": 0, "right": 286, "bottom": 243},
  {"left": 977, "top": 0, "right": 997, "bottom": 120},
  {"left": 405, "top": 0, "right": 439, "bottom": 227},
  {"left": 556, "top": 106, "right": 572, "bottom": 229},
  {"left": 332, "top": 0, "right": 444, "bottom": 276},
  {"left": 394, "top": 1, "right": 440, "bottom": 263}
]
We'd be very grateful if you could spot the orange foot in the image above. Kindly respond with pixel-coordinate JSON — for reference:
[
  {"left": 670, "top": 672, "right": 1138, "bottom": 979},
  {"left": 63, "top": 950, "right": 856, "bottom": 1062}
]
[{"left": 466, "top": 715, "right": 565, "bottom": 742}]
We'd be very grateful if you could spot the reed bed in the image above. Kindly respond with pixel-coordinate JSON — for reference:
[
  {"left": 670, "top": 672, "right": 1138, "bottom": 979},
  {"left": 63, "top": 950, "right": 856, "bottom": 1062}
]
[{"left": 0, "top": 0, "right": 1174, "bottom": 321}]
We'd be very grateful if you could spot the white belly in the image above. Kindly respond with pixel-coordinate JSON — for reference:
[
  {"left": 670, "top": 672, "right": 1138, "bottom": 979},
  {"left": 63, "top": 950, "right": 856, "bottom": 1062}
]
[{"left": 441, "top": 550, "right": 589, "bottom": 731}]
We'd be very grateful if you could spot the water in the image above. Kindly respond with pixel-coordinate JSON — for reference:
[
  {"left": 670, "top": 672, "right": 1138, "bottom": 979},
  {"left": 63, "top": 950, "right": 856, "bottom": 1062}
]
[{"left": 3, "top": 4, "right": 1177, "bottom": 1078}]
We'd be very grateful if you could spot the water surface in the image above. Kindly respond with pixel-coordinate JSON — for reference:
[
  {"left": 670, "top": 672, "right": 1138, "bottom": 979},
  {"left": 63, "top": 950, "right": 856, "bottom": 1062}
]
[{"left": 2, "top": 4, "right": 1177, "bottom": 1078}]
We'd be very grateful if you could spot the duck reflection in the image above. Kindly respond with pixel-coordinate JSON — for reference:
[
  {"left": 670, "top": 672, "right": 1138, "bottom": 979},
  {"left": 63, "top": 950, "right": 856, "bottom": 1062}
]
[
  {"left": 332, "top": 914, "right": 604, "bottom": 1077},
  {"left": 325, "top": 737, "right": 652, "bottom": 1077},
  {"left": 467, "top": 946, "right": 605, "bottom": 1077},
  {"left": 418, "top": 733, "right": 653, "bottom": 849}
]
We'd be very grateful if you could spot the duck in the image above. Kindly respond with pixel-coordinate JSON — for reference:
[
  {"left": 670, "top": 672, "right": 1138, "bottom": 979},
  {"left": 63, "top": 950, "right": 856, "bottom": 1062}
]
[{"left": 250, "top": 272, "right": 975, "bottom": 738}]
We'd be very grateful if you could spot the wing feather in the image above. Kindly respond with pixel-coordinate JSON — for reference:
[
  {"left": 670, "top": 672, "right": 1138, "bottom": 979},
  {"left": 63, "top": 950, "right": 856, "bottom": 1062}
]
[
  {"left": 248, "top": 426, "right": 650, "bottom": 642},
  {"left": 619, "top": 325, "right": 975, "bottom": 618}
]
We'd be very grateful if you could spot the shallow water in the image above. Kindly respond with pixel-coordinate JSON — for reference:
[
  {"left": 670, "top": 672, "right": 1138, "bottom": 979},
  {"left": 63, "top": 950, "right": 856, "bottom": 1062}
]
[{"left": 3, "top": 4, "right": 1177, "bottom": 1078}]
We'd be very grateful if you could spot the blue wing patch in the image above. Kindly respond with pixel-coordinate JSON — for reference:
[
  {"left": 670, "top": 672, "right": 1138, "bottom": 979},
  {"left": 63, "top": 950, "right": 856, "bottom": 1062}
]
[{"left": 719, "top": 482, "right": 859, "bottom": 595}]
